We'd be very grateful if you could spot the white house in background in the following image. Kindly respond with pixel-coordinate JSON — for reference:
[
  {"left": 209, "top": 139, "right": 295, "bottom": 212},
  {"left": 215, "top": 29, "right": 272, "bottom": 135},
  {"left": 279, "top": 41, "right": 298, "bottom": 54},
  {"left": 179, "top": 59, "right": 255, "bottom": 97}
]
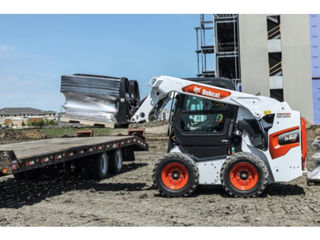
[{"left": 0, "top": 107, "right": 56, "bottom": 128}]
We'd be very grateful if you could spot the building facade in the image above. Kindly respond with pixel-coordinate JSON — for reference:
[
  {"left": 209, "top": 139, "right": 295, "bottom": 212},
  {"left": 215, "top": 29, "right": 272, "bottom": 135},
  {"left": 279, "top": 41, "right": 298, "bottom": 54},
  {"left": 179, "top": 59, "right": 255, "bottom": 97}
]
[
  {"left": 196, "top": 14, "right": 320, "bottom": 124},
  {"left": 239, "top": 14, "right": 316, "bottom": 124}
]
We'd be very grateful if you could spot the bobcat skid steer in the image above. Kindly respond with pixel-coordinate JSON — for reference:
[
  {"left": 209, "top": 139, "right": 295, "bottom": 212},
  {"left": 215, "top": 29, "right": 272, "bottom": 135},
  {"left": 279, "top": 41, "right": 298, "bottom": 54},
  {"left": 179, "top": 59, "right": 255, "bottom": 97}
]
[{"left": 131, "top": 76, "right": 307, "bottom": 197}]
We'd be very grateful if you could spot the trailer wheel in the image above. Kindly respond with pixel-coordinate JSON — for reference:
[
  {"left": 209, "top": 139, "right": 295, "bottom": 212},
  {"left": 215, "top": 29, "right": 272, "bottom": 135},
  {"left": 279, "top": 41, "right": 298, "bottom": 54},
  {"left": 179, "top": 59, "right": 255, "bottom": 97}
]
[
  {"left": 24, "top": 169, "right": 43, "bottom": 180},
  {"left": 153, "top": 152, "right": 199, "bottom": 197},
  {"left": 220, "top": 152, "right": 268, "bottom": 197},
  {"left": 109, "top": 149, "right": 123, "bottom": 174},
  {"left": 91, "top": 153, "right": 109, "bottom": 179},
  {"left": 13, "top": 172, "right": 25, "bottom": 180}
]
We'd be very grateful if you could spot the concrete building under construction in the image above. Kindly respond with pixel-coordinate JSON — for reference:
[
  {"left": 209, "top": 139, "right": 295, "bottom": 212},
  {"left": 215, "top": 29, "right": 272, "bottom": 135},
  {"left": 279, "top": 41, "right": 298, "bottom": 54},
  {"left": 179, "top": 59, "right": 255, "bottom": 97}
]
[{"left": 195, "top": 14, "right": 320, "bottom": 125}]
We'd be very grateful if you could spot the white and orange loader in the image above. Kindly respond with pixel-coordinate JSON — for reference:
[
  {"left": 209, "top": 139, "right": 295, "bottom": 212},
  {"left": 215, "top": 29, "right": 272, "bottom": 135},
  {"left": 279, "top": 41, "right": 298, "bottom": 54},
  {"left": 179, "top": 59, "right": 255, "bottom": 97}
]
[{"left": 130, "top": 75, "right": 319, "bottom": 197}]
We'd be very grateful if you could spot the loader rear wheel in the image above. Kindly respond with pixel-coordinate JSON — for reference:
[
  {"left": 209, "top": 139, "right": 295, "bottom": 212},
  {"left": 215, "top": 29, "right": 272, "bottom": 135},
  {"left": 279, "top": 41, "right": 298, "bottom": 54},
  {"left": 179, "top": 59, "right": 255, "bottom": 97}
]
[
  {"left": 90, "top": 153, "right": 109, "bottom": 179},
  {"left": 153, "top": 152, "right": 199, "bottom": 197},
  {"left": 109, "top": 149, "right": 123, "bottom": 174},
  {"left": 220, "top": 152, "right": 268, "bottom": 197}
]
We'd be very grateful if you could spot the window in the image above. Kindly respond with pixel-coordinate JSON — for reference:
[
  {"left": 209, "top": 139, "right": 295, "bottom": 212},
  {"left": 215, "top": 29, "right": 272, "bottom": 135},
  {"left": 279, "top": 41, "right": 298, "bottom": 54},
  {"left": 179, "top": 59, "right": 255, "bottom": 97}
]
[
  {"left": 217, "top": 56, "right": 240, "bottom": 79},
  {"left": 270, "top": 89, "right": 284, "bottom": 102},
  {"left": 267, "top": 15, "right": 281, "bottom": 40},
  {"left": 180, "top": 113, "right": 225, "bottom": 133},
  {"left": 268, "top": 52, "right": 282, "bottom": 76},
  {"left": 180, "top": 96, "right": 226, "bottom": 133},
  {"left": 216, "top": 19, "right": 239, "bottom": 52},
  {"left": 183, "top": 95, "right": 226, "bottom": 111}
]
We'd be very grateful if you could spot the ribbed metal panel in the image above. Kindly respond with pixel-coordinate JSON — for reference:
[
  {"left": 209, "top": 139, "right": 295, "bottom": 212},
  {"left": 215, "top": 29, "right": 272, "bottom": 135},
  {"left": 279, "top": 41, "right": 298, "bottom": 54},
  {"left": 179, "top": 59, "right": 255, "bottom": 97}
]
[
  {"left": 60, "top": 74, "right": 123, "bottom": 125},
  {"left": 60, "top": 74, "right": 140, "bottom": 126},
  {"left": 61, "top": 74, "right": 121, "bottom": 99}
]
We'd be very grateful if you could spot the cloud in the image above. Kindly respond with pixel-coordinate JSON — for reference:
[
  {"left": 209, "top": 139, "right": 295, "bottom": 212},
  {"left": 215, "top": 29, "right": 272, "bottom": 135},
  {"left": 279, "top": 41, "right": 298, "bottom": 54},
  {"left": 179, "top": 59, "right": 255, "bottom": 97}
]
[
  {"left": 0, "top": 74, "right": 63, "bottom": 111},
  {"left": 0, "top": 45, "right": 15, "bottom": 60},
  {"left": 0, "top": 45, "right": 14, "bottom": 53},
  {"left": 0, "top": 74, "right": 46, "bottom": 89}
]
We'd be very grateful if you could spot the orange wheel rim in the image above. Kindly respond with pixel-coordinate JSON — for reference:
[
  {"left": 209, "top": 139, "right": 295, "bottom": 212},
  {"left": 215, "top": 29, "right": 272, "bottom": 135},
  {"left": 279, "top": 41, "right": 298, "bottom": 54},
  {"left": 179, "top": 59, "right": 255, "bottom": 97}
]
[
  {"left": 161, "top": 162, "right": 189, "bottom": 190},
  {"left": 229, "top": 162, "right": 258, "bottom": 191}
]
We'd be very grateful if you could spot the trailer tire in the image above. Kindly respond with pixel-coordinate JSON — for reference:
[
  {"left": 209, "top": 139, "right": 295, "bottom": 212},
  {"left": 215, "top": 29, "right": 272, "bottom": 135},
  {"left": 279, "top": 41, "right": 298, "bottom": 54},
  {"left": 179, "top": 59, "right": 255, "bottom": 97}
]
[
  {"left": 13, "top": 172, "right": 25, "bottom": 180},
  {"left": 90, "top": 153, "right": 109, "bottom": 179},
  {"left": 109, "top": 149, "right": 123, "bottom": 174},
  {"left": 24, "top": 169, "right": 43, "bottom": 180},
  {"left": 153, "top": 152, "right": 199, "bottom": 197},
  {"left": 220, "top": 152, "right": 268, "bottom": 198},
  {"left": 124, "top": 148, "right": 135, "bottom": 162}
]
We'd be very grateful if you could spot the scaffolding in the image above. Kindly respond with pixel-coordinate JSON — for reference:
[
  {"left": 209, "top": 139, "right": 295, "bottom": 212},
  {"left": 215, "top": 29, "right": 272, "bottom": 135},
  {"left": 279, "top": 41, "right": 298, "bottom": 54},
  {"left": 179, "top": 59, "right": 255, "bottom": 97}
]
[
  {"left": 214, "top": 14, "right": 240, "bottom": 85},
  {"left": 195, "top": 14, "right": 215, "bottom": 78},
  {"left": 195, "top": 14, "right": 240, "bottom": 87}
]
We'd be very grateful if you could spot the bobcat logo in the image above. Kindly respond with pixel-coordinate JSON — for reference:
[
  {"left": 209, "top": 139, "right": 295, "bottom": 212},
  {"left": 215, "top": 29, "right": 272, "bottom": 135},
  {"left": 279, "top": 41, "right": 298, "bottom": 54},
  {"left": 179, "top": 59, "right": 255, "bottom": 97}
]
[{"left": 193, "top": 86, "right": 201, "bottom": 94}]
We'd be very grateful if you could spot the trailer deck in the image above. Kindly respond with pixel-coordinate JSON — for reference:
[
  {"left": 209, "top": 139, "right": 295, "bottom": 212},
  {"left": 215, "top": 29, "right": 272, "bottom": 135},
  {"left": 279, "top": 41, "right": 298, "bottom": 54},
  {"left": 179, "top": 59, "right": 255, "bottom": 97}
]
[{"left": 0, "top": 135, "right": 148, "bottom": 175}]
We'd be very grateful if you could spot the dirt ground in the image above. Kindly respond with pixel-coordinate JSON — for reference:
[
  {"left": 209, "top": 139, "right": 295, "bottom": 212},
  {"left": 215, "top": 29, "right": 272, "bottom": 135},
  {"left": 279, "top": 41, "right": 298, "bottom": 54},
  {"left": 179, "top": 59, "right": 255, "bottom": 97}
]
[
  {"left": 1, "top": 124, "right": 320, "bottom": 226},
  {"left": 0, "top": 129, "right": 46, "bottom": 144}
]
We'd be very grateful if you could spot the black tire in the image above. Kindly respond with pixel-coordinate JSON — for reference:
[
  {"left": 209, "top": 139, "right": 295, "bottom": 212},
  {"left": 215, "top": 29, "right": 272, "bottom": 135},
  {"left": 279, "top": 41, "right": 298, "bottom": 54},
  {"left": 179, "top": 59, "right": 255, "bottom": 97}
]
[
  {"left": 124, "top": 148, "right": 135, "bottom": 162},
  {"left": 79, "top": 158, "right": 93, "bottom": 179},
  {"left": 220, "top": 152, "right": 269, "bottom": 197},
  {"left": 24, "top": 169, "right": 43, "bottom": 180},
  {"left": 153, "top": 152, "right": 199, "bottom": 197},
  {"left": 90, "top": 153, "right": 109, "bottom": 179},
  {"left": 109, "top": 149, "right": 123, "bottom": 174},
  {"left": 13, "top": 172, "right": 25, "bottom": 180}
]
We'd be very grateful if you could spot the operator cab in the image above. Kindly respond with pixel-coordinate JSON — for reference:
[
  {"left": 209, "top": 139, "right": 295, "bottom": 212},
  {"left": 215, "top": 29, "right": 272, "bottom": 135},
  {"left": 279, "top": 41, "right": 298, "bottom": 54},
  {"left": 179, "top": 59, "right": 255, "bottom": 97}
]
[{"left": 168, "top": 77, "right": 239, "bottom": 160}]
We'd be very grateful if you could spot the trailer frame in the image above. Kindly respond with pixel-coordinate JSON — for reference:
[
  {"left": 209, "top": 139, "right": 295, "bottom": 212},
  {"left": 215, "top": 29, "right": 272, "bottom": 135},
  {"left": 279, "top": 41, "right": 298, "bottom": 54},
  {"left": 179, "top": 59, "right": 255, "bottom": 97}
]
[{"left": 0, "top": 135, "right": 148, "bottom": 176}]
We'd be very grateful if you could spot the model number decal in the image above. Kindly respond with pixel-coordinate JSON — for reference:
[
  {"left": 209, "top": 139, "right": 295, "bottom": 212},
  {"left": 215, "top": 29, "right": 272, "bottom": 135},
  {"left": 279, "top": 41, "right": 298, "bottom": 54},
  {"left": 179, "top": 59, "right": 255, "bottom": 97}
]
[
  {"left": 278, "top": 129, "right": 300, "bottom": 145},
  {"left": 277, "top": 113, "right": 291, "bottom": 118}
]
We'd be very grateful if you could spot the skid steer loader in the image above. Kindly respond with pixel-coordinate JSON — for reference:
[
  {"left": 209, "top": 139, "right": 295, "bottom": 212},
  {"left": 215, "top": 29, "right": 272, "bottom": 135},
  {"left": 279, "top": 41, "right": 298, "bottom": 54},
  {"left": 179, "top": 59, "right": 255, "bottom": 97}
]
[{"left": 131, "top": 76, "right": 308, "bottom": 197}]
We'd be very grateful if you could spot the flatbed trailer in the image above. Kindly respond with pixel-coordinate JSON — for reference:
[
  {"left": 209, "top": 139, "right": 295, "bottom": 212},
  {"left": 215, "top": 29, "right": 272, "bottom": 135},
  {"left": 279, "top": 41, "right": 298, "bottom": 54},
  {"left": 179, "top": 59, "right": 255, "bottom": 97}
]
[{"left": 0, "top": 134, "right": 148, "bottom": 178}]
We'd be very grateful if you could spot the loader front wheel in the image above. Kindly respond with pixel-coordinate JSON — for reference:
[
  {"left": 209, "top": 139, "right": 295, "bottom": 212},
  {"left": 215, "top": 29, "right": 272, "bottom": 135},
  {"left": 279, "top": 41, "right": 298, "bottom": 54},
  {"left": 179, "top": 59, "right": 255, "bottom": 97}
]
[
  {"left": 153, "top": 153, "right": 199, "bottom": 197},
  {"left": 220, "top": 152, "right": 268, "bottom": 197}
]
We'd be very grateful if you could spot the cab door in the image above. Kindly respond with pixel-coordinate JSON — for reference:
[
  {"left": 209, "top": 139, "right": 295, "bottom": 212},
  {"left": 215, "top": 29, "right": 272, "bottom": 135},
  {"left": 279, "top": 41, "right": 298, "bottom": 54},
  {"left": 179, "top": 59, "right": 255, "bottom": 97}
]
[{"left": 171, "top": 94, "right": 237, "bottom": 160}]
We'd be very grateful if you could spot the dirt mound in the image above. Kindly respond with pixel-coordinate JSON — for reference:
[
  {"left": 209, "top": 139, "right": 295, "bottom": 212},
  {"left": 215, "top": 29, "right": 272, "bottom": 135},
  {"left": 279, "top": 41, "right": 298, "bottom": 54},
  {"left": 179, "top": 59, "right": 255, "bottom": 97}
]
[
  {"left": 0, "top": 129, "right": 47, "bottom": 144},
  {"left": 307, "top": 125, "right": 320, "bottom": 140},
  {"left": 21, "top": 129, "right": 47, "bottom": 140},
  {"left": 129, "top": 120, "right": 168, "bottom": 129}
]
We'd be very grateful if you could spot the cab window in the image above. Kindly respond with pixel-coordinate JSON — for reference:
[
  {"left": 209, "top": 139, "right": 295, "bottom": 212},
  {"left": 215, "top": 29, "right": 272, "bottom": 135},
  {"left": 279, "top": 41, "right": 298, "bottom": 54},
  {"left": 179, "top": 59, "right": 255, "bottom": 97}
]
[
  {"left": 180, "top": 96, "right": 226, "bottom": 133},
  {"left": 183, "top": 95, "right": 226, "bottom": 111},
  {"left": 180, "top": 113, "right": 225, "bottom": 133}
]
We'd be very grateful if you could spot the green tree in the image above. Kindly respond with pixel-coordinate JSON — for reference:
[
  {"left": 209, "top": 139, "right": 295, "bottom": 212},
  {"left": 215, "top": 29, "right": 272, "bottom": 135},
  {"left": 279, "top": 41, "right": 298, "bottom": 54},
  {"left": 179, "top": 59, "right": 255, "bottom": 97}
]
[
  {"left": 44, "top": 119, "right": 57, "bottom": 126},
  {"left": 38, "top": 119, "right": 45, "bottom": 127}
]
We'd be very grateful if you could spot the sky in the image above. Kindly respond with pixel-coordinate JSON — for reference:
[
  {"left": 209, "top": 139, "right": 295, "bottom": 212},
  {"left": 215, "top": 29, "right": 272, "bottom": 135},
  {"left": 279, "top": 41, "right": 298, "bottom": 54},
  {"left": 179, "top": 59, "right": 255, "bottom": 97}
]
[{"left": 0, "top": 14, "right": 201, "bottom": 112}]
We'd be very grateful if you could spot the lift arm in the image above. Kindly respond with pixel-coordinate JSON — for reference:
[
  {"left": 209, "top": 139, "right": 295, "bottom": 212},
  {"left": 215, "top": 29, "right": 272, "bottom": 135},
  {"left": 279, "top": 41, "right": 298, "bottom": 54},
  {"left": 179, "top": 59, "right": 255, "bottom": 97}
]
[{"left": 131, "top": 76, "right": 291, "bottom": 123}]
